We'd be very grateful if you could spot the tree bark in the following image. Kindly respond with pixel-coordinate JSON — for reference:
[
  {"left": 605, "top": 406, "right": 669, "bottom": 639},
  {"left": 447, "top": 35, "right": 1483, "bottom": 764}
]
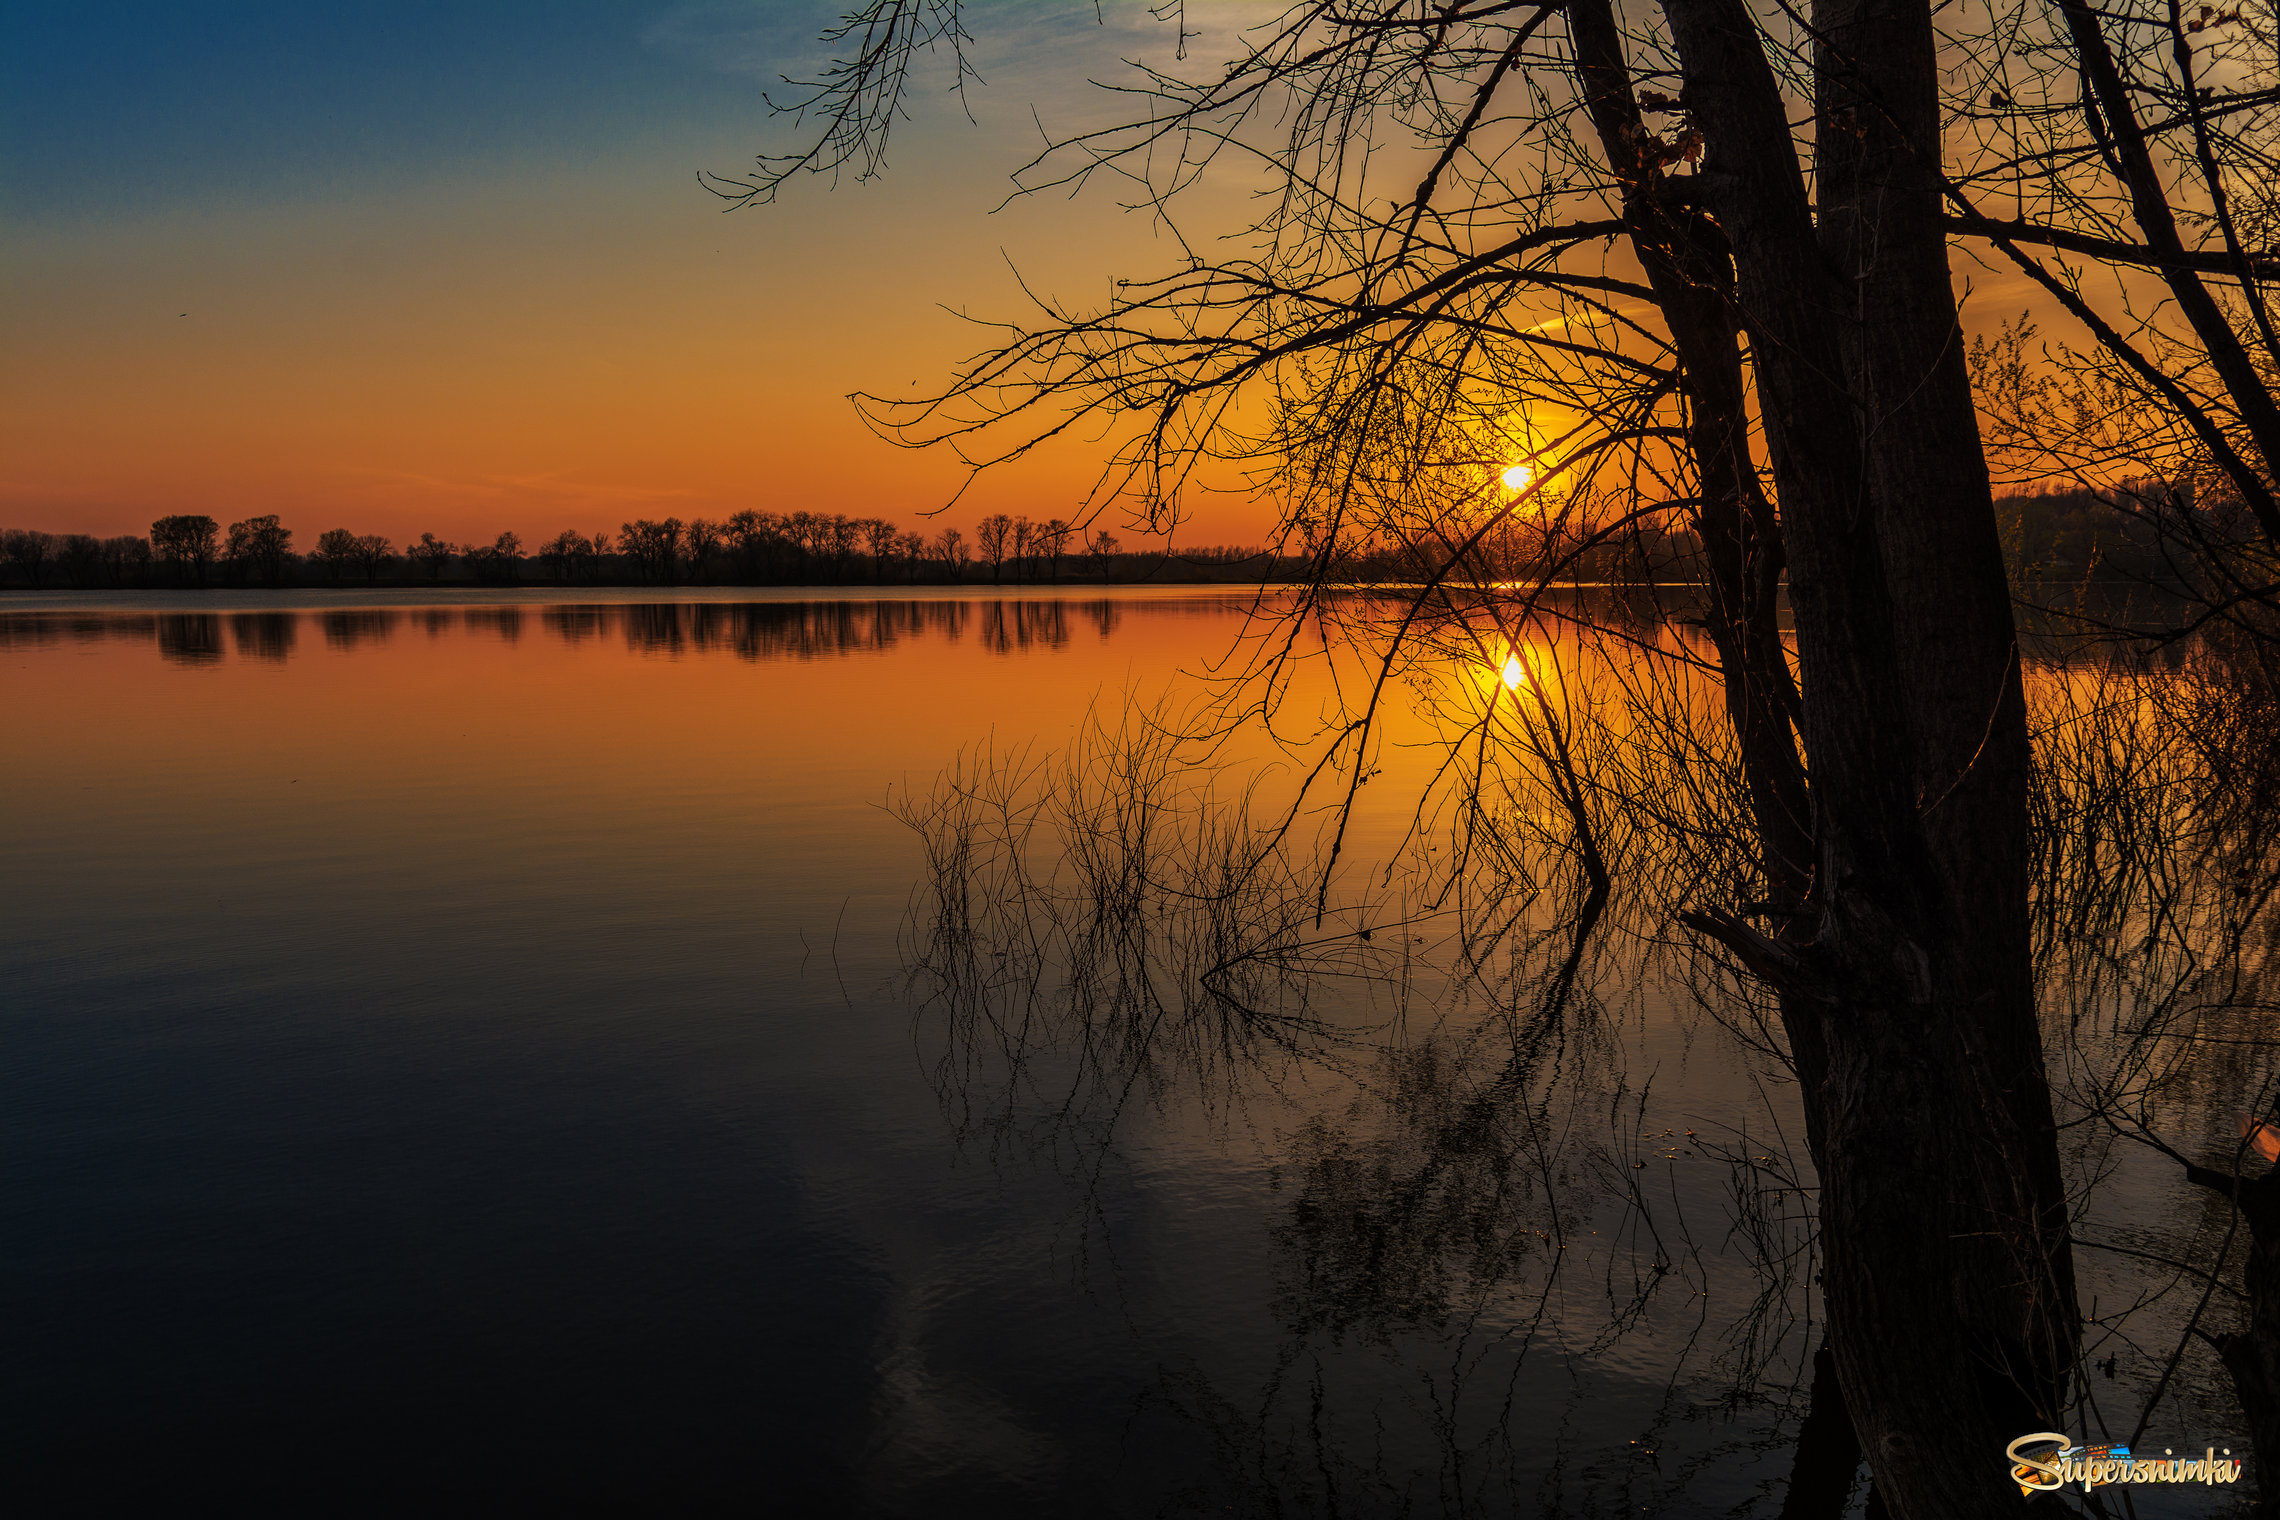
[
  {"left": 1662, "top": 0, "right": 2081, "bottom": 1511},
  {"left": 2185, "top": 1160, "right": 2280, "bottom": 1515}
]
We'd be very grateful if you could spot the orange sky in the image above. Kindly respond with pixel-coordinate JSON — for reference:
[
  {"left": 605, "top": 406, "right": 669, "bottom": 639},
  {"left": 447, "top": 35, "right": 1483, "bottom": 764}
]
[
  {"left": 0, "top": 4, "right": 2084, "bottom": 554},
  {"left": 1, "top": 5, "right": 1277, "bottom": 550}
]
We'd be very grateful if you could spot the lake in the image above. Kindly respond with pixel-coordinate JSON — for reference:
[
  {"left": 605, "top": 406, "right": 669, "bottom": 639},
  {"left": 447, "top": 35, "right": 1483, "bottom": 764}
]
[{"left": 1, "top": 588, "right": 2256, "bottom": 1515}]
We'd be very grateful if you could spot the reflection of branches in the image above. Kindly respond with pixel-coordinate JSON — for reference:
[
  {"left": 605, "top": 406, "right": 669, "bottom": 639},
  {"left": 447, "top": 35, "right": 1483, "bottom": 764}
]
[
  {"left": 896, "top": 703, "right": 1397, "bottom": 1177},
  {"left": 891, "top": 590, "right": 2280, "bottom": 1504},
  {"left": 2022, "top": 629, "right": 2280, "bottom": 1448}
]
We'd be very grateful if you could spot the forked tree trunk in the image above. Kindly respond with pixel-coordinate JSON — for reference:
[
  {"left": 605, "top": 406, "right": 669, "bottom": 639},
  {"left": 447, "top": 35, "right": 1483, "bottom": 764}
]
[{"left": 1660, "top": 0, "right": 2080, "bottom": 1512}]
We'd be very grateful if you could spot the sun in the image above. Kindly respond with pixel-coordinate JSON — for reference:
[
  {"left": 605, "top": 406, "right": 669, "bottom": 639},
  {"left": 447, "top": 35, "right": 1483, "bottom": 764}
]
[
  {"left": 1501, "top": 653, "right": 1527, "bottom": 688},
  {"left": 1500, "top": 463, "right": 1534, "bottom": 492}
]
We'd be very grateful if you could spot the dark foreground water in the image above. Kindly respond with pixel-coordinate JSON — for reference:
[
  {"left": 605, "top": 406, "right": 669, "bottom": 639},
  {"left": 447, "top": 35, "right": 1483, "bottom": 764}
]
[{"left": 0, "top": 589, "right": 2250, "bottom": 1516}]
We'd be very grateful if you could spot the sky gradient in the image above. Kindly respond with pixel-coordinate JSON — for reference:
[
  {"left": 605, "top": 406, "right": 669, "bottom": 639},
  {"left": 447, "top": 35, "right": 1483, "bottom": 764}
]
[
  {"left": 2, "top": 2, "right": 1261, "bottom": 547},
  {"left": 3, "top": 2, "right": 2076, "bottom": 552}
]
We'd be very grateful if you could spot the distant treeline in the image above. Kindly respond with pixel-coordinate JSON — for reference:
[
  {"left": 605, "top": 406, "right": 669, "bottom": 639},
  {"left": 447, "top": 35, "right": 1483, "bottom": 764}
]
[
  {"left": 0, "top": 510, "right": 1276, "bottom": 590},
  {"left": 0, "top": 490, "right": 2182, "bottom": 591}
]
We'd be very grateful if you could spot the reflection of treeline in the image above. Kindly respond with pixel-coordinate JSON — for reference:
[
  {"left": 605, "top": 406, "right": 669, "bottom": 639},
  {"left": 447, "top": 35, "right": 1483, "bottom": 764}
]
[{"left": 0, "top": 598, "right": 1193, "bottom": 664}]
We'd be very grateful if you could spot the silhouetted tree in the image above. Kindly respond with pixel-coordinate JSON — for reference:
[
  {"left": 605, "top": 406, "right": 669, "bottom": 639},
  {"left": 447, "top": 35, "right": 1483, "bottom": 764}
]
[
  {"left": 895, "top": 530, "right": 927, "bottom": 583},
  {"left": 683, "top": 517, "right": 723, "bottom": 581},
  {"left": 618, "top": 517, "right": 684, "bottom": 582},
  {"left": 1038, "top": 517, "right": 1071, "bottom": 582},
  {"left": 464, "top": 530, "right": 522, "bottom": 584},
  {"left": 824, "top": 514, "right": 861, "bottom": 579},
  {"left": 538, "top": 528, "right": 604, "bottom": 582},
  {"left": 407, "top": 532, "right": 454, "bottom": 580},
  {"left": 862, "top": 517, "right": 897, "bottom": 580},
  {"left": 935, "top": 526, "right": 967, "bottom": 582},
  {"left": 100, "top": 535, "right": 152, "bottom": 587},
  {"left": 1086, "top": 528, "right": 1118, "bottom": 583},
  {"left": 3, "top": 529, "right": 54, "bottom": 587},
  {"left": 150, "top": 515, "right": 218, "bottom": 586},
  {"left": 313, "top": 529, "right": 358, "bottom": 583},
  {"left": 976, "top": 514, "right": 1012, "bottom": 584},
  {"left": 352, "top": 534, "right": 392, "bottom": 583},
  {"left": 52, "top": 534, "right": 100, "bottom": 588},
  {"left": 725, "top": 509, "right": 776, "bottom": 580},
  {"left": 223, "top": 514, "right": 293, "bottom": 587},
  {"left": 784, "top": 510, "right": 819, "bottom": 579},
  {"left": 726, "top": 3, "right": 2278, "bottom": 1508}
]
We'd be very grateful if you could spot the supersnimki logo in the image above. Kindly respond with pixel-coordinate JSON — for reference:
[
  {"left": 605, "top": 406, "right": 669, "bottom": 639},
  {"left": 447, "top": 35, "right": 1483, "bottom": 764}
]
[{"left": 2005, "top": 1432, "right": 2244, "bottom": 1494}]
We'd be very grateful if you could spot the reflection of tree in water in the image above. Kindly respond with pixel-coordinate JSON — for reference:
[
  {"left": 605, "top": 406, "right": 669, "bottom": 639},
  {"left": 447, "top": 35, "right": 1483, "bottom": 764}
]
[
  {"left": 898, "top": 597, "right": 2280, "bottom": 1515},
  {"left": 0, "top": 593, "right": 1208, "bottom": 668},
  {"left": 156, "top": 613, "right": 223, "bottom": 665},
  {"left": 541, "top": 604, "right": 611, "bottom": 645},
  {"left": 462, "top": 606, "right": 523, "bottom": 643},
  {"left": 585, "top": 598, "right": 1156, "bottom": 661},
  {"left": 230, "top": 612, "right": 296, "bottom": 662},
  {"left": 978, "top": 601, "right": 1073, "bottom": 654},
  {"left": 898, "top": 707, "right": 1390, "bottom": 1174},
  {"left": 0, "top": 612, "right": 155, "bottom": 650},
  {"left": 319, "top": 608, "right": 398, "bottom": 651}
]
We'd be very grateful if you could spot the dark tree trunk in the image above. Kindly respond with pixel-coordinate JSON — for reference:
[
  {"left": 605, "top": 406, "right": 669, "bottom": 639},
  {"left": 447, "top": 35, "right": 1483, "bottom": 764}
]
[
  {"left": 1568, "top": 0, "right": 1812, "bottom": 907},
  {"left": 1778, "top": 1341, "right": 1868, "bottom": 1520},
  {"left": 2186, "top": 1160, "right": 2280, "bottom": 1515},
  {"left": 1662, "top": 0, "right": 2081, "bottom": 1512}
]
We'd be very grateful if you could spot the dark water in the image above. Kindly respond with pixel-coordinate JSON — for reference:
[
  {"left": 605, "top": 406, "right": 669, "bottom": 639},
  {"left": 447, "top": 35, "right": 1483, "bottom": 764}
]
[{"left": 0, "top": 590, "right": 2251, "bottom": 1515}]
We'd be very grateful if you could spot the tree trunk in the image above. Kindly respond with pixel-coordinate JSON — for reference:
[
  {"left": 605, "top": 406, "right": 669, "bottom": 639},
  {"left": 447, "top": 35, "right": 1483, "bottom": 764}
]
[
  {"left": 1663, "top": 0, "right": 2080, "bottom": 1511},
  {"left": 2186, "top": 1161, "right": 2280, "bottom": 1515}
]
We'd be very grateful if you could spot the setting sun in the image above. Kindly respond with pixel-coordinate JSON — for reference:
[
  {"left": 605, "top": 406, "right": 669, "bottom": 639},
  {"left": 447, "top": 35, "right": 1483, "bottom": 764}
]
[
  {"left": 1501, "top": 653, "right": 1526, "bottom": 688},
  {"left": 1501, "top": 463, "right": 1534, "bottom": 492}
]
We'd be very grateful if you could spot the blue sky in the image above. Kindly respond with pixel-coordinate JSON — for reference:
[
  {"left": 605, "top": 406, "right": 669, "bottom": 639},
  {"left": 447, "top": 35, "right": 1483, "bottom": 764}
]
[{"left": 2, "top": 3, "right": 814, "bottom": 217}]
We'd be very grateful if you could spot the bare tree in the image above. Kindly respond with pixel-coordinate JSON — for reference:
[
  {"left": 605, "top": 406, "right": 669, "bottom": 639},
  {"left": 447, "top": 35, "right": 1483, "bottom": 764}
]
[
  {"left": 975, "top": 513, "right": 1012, "bottom": 584},
  {"left": 313, "top": 529, "right": 358, "bottom": 583},
  {"left": 100, "top": 535, "right": 152, "bottom": 588},
  {"left": 464, "top": 530, "right": 522, "bottom": 585},
  {"left": 54, "top": 534, "right": 100, "bottom": 588},
  {"left": 2, "top": 529, "right": 54, "bottom": 588},
  {"left": 1036, "top": 517, "right": 1071, "bottom": 582},
  {"left": 895, "top": 530, "right": 927, "bottom": 582},
  {"left": 407, "top": 532, "right": 454, "bottom": 581},
  {"left": 1009, "top": 515, "right": 1032, "bottom": 583},
  {"left": 824, "top": 513, "right": 862, "bottom": 579},
  {"left": 683, "top": 517, "right": 724, "bottom": 581},
  {"left": 711, "top": 2, "right": 2280, "bottom": 1509},
  {"left": 862, "top": 517, "right": 897, "bottom": 580},
  {"left": 352, "top": 534, "right": 393, "bottom": 584},
  {"left": 224, "top": 515, "right": 293, "bottom": 587},
  {"left": 1085, "top": 528, "right": 1118, "bottom": 583},
  {"left": 618, "top": 518, "right": 684, "bottom": 583},
  {"left": 150, "top": 515, "right": 218, "bottom": 586}
]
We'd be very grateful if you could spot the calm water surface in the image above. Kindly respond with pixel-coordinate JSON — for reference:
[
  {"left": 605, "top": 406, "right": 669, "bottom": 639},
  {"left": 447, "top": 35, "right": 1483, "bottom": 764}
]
[{"left": 1, "top": 589, "right": 2238, "bottom": 1515}]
